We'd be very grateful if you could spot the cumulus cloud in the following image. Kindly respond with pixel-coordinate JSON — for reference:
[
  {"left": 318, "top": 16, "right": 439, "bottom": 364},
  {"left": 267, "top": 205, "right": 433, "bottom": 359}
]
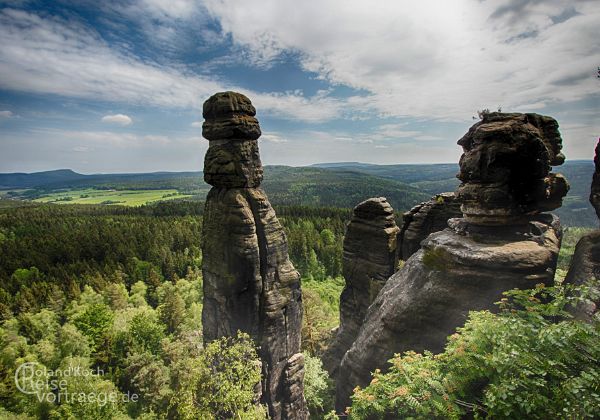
[
  {"left": 0, "top": 8, "right": 351, "bottom": 123},
  {"left": 204, "top": 0, "right": 600, "bottom": 120},
  {"left": 101, "top": 114, "right": 133, "bottom": 126}
]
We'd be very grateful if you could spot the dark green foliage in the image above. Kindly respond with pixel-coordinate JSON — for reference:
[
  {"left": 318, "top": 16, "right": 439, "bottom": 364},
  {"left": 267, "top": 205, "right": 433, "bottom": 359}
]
[
  {"left": 263, "top": 166, "right": 430, "bottom": 212},
  {"left": 349, "top": 283, "right": 600, "bottom": 419},
  {"left": 302, "top": 278, "right": 344, "bottom": 355},
  {"left": 0, "top": 202, "right": 348, "bottom": 319},
  {"left": 0, "top": 203, "right": 202, "bottom": 318}
]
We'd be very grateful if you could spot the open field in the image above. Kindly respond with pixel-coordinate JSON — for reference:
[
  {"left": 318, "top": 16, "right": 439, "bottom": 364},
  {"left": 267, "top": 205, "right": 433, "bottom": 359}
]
[{"left": 32, "top": 188, "right": 192, "bottom": 206}]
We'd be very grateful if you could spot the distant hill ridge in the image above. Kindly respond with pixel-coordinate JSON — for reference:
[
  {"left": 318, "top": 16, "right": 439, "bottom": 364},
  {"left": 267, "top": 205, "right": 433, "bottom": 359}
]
[{"left": 0, "top": 160, "right": 595, "bottom": 226}]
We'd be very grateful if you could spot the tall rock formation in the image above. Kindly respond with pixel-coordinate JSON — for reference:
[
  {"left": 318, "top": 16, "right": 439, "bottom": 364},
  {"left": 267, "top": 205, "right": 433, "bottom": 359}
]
[
  {"left": 590, "top": 138, "right": 600, "bottom": 221},
  {"left": 335, "top": 112, "right": 568, "bottom": 412},
  {"left": 201, "top": 92, "right": 307, "bottom": 419},
  {"left": 564, "top": 138, "right": 600, "bottom": 319},
  {"left": 322, "top": 197, "right": 399, "bottom": 376},
  {"left": 398, "top": 192, "right": 462, "bottom": 260}
]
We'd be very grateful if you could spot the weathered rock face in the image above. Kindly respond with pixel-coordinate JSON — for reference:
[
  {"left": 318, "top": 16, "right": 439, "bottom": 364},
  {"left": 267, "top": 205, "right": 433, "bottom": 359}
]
[
  {"left": 457, "top": 112, "right": 569, "bottom": 225},
  {"left": 322, "top": 197, "right": 399, "bottom": 376},
  {"left": 335, "top": 216, "right": 562, "bottom": 411},
  {"left": 564, "top": 139, "right": 600, "bottom": 320},
  {"left": 201, "top": 92, "right": 307, "bottom": 419},
  {"left": 335, "top": 112, "right": 568, "bottom": 413},
  {"left": 591, "top": 139, "right": 600, "bottom": 221},
  {"left": 398, "top": 192, "right": 462, "bottom": 260},
  {"left": 564, "top": 231, "right": 600, "bottom": 319}
]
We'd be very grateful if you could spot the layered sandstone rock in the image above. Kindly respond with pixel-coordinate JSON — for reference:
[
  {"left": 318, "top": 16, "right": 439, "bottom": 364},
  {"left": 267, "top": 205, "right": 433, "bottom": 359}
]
[
  {"left": 457, "top": 112, "right": 568, "bottom": 225},
  {"left": 564, "top": 138, "right": 600, "bottom": 320},
  {"left": 398, "top": 192, "right": 462, "bottom": 260},
  {"left": 201, "top": 92, "right": 307, "bottom": 419},
  {"left": 322, "top": 197, "right": 399, "bottom": 376},
  {"left": 590, "top": 139, "right": 600, "bottom": 221},
  {"left": 336, "top": 112, "right": 568, "bottom": 412}
]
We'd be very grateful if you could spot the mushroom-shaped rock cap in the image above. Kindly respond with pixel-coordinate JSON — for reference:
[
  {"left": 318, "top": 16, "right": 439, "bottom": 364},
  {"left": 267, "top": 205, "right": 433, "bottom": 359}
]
[
  {"left": 202, "top": 91, "right": 261, "bottom": 141},
  {"left": 353, "top": 197, "right": 395, "bottom": 219},
  {"left": 203, "top": 91, "right": 256, "bottom": 119},
  {"left": 456, "top": 112, "right": 569, "bottom": 225}
]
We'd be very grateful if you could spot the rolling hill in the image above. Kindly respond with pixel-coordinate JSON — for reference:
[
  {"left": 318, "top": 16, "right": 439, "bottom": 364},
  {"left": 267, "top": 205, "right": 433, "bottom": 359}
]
[{"left": 1, "top": 160, "right": 596, "bottom": 226}]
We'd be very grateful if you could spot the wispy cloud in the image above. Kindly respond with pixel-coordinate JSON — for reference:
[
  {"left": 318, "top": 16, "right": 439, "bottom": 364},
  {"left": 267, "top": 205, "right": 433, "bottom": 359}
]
[
  {"left": 205, "top": 0, "right": 599, "bottom": 120},
  {"left": 261, "top": 133, "right": 288, "bottom": 143},
  {"left": 101, "top": 114, "right": 133, "bottom": 126}
]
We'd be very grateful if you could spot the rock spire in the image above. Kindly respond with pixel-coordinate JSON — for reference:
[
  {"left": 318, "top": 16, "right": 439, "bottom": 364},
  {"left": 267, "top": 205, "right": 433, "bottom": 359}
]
[
  {"left": 201, "top": 92, "right": 307, "bottom": 419},
  {"left": 322, "top": 197, "right": 399, "bottom": 376}
]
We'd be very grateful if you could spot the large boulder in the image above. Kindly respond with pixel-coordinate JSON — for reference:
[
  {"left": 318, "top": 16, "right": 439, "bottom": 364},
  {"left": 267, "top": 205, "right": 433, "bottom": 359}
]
[
  {"left": 398, "top": 192, "right": 462, "bottom": 260},
  {"left": 322, "top": 197, "right": 399, "bottom": 376},
  {"left": 201, "top": 92, "right": 307, "bottom": 419}
]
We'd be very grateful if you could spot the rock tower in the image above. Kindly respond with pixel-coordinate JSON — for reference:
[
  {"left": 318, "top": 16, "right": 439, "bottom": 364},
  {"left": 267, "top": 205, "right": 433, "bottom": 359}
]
[
  {"left": 200, "top": 92, "right": 307, "bottom": 419},
  {"left": 335, "top": 112, "right": 568, "bottom": 412},
  {"left": 322, "top": 197, "right": 399, "bottom": 376},
  {"left": 591, "top": 139, "right": 600, "bottom": 221},
  {"left": 564, "top": 138, "right": 600, "bottom": 319}
]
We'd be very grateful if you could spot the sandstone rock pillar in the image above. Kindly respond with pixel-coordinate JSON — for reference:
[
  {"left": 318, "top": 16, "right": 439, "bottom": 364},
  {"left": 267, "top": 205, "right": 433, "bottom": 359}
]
[
  {"left": 322, "top": 197, "right": 399, "bottom": 376},
  {"left": 335, "top": 112, "right": 568, "bottom": 413},
  {"left": 200, "top": 91, "right": 307, "bottom": 419},
  {"left": 564, "top": 138, "right": 600, "bottom": 319}
]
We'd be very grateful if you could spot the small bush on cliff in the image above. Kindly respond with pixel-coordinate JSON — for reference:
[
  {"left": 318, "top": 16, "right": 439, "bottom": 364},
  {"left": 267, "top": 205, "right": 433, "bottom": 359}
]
[
  {"left": 349, "top": 283, "right": 600, "bottom": 419},
  {"left": 304, "top": 353, "right": 335, "bottom": 416}
]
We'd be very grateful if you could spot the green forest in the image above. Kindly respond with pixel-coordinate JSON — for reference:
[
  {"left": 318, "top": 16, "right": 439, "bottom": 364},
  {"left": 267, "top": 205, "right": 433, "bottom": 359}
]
[
  {"left": 0, "top": 201, "right": 347, "bottom": 418},
  {"left": 0, "top": 200, "right": 597, "bottom": 418}
]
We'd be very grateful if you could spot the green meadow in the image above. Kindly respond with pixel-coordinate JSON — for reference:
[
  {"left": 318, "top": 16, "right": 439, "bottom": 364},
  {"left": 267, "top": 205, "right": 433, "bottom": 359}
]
[{"left": 32, "top": 188, "right": 192, "bottom": 206}]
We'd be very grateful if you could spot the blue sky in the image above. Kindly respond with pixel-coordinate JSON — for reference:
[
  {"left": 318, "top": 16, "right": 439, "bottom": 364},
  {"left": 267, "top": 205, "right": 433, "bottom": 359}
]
[{"left": 0, "top": 0, "right": 598, "bottom": 173}]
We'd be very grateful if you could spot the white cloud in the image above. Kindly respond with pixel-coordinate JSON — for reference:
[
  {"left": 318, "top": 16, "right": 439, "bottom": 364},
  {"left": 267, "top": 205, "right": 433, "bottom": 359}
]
[
  {"left": 0, "top": 1, "right": 598, "bottom": 168},
  {"left": 0, "top": 9, "right": 221, "bottom": 109},
  {"left": 261, "top": 133, "right": 288, "bottom": 143},
  {"left": 0, "top": 110, "right": 14, "bottom": 118},
  {"left": 205, "top": 0, "right": 600, "bottom": 121},
  {"left": 0, "top": 8, "right": 352, "bottom": 123},
  {"left": 190, "top": 121, "right": 203, "bottom": 127},
  {"left": 101, "top": 114, "right": 133, "bottom": 126}
]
